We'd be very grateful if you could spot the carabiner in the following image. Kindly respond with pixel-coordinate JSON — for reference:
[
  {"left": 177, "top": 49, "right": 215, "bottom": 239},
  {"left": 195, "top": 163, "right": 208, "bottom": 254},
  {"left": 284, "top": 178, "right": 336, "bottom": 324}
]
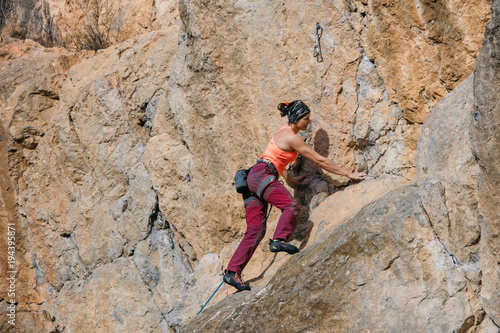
[{"left": 315, "top": 22, "right": 323, "bottom": 38}]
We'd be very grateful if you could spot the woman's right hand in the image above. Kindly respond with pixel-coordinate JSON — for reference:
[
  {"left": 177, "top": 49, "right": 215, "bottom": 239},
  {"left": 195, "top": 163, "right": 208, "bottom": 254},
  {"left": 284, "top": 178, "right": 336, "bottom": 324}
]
[
  {"left": 289, "top": 174, "right": 308, "bottom": 185},
  {"left": 283, "top": 170, "right": 308, "bottom": 186}
]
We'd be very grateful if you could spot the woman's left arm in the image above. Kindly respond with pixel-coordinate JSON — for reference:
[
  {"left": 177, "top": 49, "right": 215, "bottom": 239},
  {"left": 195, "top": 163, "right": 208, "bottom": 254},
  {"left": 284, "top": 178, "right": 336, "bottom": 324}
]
[{"left": 286, "top": 133, "right": 367, "bottom": 180}]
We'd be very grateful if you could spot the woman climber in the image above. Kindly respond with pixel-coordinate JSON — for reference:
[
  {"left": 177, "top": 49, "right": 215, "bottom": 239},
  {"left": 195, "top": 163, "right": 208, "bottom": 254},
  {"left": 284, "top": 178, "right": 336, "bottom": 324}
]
[{"left": 224, "top": 100, "right": 367, "bottom": 291}]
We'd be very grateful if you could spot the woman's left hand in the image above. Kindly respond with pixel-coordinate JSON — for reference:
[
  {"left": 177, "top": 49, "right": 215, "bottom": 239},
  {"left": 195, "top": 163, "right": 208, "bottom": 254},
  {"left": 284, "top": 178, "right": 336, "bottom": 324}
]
[{"left": 347, "top": 172, "right": 368, "bottom": 180}]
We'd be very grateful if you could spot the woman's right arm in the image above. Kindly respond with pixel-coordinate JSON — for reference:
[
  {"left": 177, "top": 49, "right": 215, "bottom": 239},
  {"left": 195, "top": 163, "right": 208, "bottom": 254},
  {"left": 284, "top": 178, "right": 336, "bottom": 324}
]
[{"left": 287, "top": 134, "right": 367, "bottom": 180}]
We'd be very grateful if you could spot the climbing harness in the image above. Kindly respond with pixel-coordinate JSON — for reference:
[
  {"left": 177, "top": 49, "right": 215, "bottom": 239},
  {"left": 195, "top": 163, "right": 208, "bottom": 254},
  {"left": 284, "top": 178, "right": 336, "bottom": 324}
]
[
  {"left": 196, "top": 206, "right": 273, "bottom": 316},
  {"left": 257, "top": 159, "right": 278, "bottom": 178},
  {"left": 234, "top": 159, "right": 278, "bottom": 197},
  {"left": 247, "top": 159, "right": 279, "bottom": 199},
  {"left": 313, "top": 22, "right": 323, "bottom": 63},
  {"left": 250, "top": 168, "right": 275, "bottom": 199}
]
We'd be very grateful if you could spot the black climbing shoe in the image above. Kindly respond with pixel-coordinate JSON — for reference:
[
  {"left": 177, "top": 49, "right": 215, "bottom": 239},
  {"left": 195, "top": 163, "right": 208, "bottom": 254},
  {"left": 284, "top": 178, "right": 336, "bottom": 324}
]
[
  {"left": 269, "top": 239, "right": 300, "bottom": 254},
  {"left": 223, "top": 270, "right": 251, "bottom": 292}
]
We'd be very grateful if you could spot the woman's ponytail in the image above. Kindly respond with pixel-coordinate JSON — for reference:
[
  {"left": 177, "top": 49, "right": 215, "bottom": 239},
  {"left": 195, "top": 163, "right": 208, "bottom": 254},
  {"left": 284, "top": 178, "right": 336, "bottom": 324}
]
[{"left": 278, "top": 102, "right": 289, "bottom": 117}]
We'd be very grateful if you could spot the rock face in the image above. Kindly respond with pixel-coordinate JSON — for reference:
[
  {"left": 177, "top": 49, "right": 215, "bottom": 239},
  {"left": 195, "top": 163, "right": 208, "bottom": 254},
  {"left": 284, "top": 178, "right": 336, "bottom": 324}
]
[
  {"left": 0, "top": 41, "right": 91, "bottom": 332},
  {"left": 415, "top": 76, "right": 481, "bottom": 265},
  {"left": 471, "top": 0, "right": 500, "bottom": 325},
  {"left": 361, "top": 0, "right": 491, "bottom": 124},
  {"left": 0, "top": 0, "right": 497, "bottom": 332},
  {"left": 181, "top": 188, "right": 480, "bottom": 333},
  {"left": 1, "top": 0, "right": 179, "bottom": 48},
  {"left": 179, "top": 68, "right": 496, "bottom": 333}
]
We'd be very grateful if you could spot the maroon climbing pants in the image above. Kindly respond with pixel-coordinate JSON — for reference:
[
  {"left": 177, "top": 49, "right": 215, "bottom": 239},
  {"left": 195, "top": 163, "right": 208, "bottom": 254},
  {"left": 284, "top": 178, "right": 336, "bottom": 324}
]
[{"left": 227, "top": 162, "right": 301, "bottom": 274}]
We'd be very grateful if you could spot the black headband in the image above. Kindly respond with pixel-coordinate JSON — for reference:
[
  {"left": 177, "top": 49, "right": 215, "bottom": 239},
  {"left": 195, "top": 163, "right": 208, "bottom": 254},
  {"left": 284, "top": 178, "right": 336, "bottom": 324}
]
[{"left": 287, "top": 100, "right": 311, "bottom": 123}]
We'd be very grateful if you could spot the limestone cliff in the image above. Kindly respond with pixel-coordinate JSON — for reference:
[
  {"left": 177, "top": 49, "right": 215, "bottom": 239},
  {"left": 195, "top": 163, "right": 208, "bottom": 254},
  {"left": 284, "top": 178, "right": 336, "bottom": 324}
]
[
  {"left": 471, "top": 0, "right": 500, "bottom": 325},
  {"left": 0, "top": 0, "right": 497, "bottom": 332}
]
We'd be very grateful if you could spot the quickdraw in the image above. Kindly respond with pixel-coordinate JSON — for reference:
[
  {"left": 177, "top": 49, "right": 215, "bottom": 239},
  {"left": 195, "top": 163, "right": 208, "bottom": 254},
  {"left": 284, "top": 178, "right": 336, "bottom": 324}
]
[{"left": 313, "top": 22, "right": 323, "bottom": 63}]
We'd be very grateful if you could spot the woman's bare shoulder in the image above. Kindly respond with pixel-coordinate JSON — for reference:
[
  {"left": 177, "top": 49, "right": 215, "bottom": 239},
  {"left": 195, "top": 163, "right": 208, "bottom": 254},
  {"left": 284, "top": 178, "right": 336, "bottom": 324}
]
[{"left": 274, "top": 126, "right": 301, "bottom": 151}]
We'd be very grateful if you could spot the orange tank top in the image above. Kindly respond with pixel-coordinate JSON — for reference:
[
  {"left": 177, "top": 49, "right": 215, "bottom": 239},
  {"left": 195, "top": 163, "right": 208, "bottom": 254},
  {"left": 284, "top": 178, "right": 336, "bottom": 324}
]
[{"left": 260, "top": 125, "right": 298, "bottom": 177}]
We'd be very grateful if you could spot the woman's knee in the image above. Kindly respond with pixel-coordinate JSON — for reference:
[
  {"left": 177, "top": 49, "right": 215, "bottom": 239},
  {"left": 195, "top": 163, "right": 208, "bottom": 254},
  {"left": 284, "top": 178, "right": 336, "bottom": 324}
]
[
  {"left": 256, "top": 225, "right": 266, "bottom": 242},
  {"left": 245, "top": 224, "right": 266, "bottom": 247},
  {"left": 287, "top": 198, "right": 301, "bottom": 217}
]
